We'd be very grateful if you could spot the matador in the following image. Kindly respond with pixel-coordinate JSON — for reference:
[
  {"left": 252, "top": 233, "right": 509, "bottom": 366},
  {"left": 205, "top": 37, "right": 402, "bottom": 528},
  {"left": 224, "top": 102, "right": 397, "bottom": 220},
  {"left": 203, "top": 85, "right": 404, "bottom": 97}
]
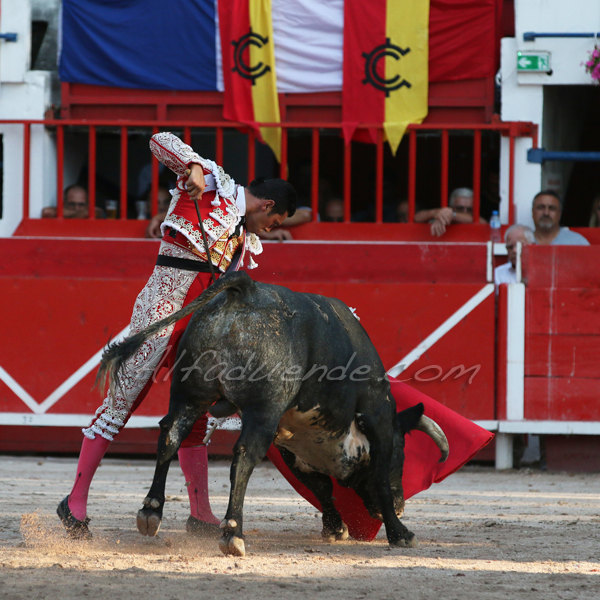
[{"left": 57, "top": 132, "right": 297, "bottom": 539}]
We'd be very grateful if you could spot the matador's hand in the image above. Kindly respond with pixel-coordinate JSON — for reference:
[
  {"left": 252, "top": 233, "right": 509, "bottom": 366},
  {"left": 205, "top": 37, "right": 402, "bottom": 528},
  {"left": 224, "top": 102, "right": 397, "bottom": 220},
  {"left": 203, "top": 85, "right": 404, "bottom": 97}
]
[{"left": 185, "top": 164, "right": 206, "bottom": 201}]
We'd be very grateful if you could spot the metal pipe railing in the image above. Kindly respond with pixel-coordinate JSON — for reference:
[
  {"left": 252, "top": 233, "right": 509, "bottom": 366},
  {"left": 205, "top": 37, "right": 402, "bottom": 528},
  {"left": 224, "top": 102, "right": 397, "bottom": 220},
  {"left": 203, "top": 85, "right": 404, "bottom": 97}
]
[
  {"left": 22, "top": 123, "right": 30, "bottom": 220},
  {"left": 56, "top": 125, "right": 64, "bottom": 219},
  {"left": 343, "top": 141, "right": 352, "bottom": 223},
  {"left": 523, "top": 31, "right": 600, "bottom": 41},
  {"left": 279, "top": 128, "right": 287, "bottom": 180},
  {"left": 440, "top": 129, "right": 449, "bottom": 208},
  {"left": 151, "top": 126, "right": 159, "bottom": 216},
  {"left": 88, "top": 125, "right": 96, "bottom": 220},
  {"left": 119, "top": 126, "right": 128, "bottom": 220},
  {"left": 311, "top": 128, "right": 319, "bottom": 222},
  {"left": 375, "top": 129, "right": 384, "bottom": 224},
  {"left": 472, "top": 129, "right": 481, "bottom": 224},
  {"left": 508, "top": 131, "right": 516, "bottom": 226},
  {"left": 408, "top": 128, "right": 417, "bottom": 223},
  {"left": 10, "top": 118, "right": 536, "bottom": 227}
]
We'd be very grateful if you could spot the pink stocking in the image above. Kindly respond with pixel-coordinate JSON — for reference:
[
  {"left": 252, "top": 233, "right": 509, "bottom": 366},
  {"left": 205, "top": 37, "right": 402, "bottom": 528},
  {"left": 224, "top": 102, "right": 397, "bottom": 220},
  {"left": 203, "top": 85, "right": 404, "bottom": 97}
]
[
  {"left": 178, "top": 445, "right": 220, "bottom": 525},
  {"left": 68, "top": 435, "right": 111, "bottom": 521}
]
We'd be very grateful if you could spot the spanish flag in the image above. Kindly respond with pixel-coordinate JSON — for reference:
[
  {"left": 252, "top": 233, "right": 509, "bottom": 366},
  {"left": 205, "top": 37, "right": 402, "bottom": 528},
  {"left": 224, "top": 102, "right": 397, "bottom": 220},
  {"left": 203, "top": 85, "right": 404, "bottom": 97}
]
[
  {"left": 343, "top": 0, "right": 429, "bottom": 154},
  {"left": 219, "top": 0, "right": 281, "bottom": 162}
]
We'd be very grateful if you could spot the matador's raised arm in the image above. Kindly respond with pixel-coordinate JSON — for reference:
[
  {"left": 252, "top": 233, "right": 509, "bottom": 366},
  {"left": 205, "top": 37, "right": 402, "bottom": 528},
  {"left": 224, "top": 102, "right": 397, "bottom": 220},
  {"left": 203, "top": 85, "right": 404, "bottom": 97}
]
[{"left": 149, "top": 132, "right": 211, "bottom": 177}]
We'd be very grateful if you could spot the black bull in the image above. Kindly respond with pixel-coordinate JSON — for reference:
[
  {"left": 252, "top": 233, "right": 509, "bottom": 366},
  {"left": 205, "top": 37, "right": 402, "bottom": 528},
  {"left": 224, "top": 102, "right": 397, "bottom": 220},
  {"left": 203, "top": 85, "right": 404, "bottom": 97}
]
[{"left": 98, "top": 271, "right": 449, "bottom": 556}]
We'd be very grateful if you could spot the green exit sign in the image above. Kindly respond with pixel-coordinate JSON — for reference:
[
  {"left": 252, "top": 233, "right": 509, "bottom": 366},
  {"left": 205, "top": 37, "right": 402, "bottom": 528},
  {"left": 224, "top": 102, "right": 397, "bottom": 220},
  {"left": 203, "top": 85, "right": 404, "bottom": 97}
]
[{"left": 517, "top": 51, "right": 551, "bottom": 72}]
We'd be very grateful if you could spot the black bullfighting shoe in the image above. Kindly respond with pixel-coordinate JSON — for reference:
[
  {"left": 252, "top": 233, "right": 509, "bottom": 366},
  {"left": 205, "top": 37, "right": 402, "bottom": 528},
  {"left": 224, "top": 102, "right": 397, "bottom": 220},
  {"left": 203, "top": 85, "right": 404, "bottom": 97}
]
[
  {"left": 57, "top": 496, "right": 92, "bottom": 540},
  {"left": 186, "top": 515, "right": 220, "bottom": 537}
]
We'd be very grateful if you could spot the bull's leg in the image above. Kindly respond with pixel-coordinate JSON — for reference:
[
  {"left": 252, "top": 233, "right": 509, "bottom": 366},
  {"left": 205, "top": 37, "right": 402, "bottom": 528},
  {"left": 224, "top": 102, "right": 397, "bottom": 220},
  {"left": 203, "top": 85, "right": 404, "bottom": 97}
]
[
  {"left": 137, "top": 399, "right": 202, "bottom": 537},
  {"left": 359, "top": 415, "right": 417, "bottom": 548},
  {"left": 352, "top": 480, "right": 384, "bottom": 522},
  {"left": 220, "top": 411, "right": 280, "bottom": 557},
  {"left": 276, "top": 447, "right": 348, "bottom": 542}
]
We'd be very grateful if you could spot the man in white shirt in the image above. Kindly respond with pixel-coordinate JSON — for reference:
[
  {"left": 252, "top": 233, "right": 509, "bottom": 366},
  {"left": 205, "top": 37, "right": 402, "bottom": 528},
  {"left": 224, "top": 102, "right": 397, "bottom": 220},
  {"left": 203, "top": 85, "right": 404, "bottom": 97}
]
[{"left": 494, "top": 224, "right": 535, "bottom": 284}]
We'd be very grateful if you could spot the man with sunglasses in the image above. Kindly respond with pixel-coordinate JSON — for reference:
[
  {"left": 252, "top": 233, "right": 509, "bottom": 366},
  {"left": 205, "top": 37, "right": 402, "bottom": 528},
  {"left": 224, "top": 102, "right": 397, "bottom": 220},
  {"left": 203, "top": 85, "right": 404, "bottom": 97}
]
[
  {"left": 41, "top": 185, "right": 105, "bottom": 219},
  {"left": 415, "top": 187, "right": 482, "bottom": 237}
]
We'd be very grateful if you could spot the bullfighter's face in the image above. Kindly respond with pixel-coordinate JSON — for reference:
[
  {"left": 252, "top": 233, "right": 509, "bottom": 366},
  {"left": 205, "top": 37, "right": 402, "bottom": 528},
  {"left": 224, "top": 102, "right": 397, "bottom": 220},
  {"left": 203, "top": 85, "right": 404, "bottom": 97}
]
[{"left": 245, "top": 201, "right": 288, "bottom": 234}]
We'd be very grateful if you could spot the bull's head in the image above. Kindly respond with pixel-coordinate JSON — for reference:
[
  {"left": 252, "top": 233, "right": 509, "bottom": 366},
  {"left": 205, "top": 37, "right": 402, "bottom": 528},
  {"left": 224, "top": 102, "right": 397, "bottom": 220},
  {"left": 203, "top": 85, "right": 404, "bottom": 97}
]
[{"left": 387, "top": 402, "right": 449, "bottom": 519}]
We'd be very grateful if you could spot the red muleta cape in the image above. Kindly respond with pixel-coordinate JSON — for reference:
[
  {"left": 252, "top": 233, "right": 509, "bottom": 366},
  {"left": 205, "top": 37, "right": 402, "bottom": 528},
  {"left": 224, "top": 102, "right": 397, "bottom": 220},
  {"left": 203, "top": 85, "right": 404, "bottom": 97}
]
[{"left": 267, "top": 377, "right": 493, "bottom": 541}]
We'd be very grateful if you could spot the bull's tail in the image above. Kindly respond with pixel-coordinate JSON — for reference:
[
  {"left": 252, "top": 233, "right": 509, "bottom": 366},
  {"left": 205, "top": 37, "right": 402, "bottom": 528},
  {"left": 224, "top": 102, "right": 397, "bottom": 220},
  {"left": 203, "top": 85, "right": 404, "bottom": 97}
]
[{"left": 95, "top": 271, "right": 253, "bottom": 399}]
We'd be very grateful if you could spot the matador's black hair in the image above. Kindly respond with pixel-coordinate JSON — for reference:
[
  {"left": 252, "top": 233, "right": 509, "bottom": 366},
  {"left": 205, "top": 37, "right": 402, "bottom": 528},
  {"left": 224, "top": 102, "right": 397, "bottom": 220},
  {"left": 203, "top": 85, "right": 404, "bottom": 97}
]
[{"left": 248, "top": 178, "right": 297, "bottom": 217}]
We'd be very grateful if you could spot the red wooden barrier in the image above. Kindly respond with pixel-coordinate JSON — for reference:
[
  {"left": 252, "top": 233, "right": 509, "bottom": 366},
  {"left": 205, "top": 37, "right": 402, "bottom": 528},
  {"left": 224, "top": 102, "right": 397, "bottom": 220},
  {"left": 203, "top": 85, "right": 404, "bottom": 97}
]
[
  {"left": 522, "top": 245, "right": 600, "bottom": 422},
  {"left": 0, "top": 238, "right": 495, "bottom": 454}
]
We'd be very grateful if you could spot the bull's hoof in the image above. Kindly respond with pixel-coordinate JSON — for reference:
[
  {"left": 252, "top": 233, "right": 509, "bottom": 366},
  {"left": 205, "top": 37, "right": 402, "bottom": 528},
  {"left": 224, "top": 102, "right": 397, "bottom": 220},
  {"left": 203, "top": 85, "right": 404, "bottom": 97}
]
[
  {"left": 219, "top": 535, "right": 245, "bottom": 557},
  {"left": 322, "top": 522, "right": 349, "bottom": 543},
  {"left": 390, "top": 532, "right": 418, "bottom": 548},
  {"left": 136, "top": 506, "right": 162, "bottom": 537}
]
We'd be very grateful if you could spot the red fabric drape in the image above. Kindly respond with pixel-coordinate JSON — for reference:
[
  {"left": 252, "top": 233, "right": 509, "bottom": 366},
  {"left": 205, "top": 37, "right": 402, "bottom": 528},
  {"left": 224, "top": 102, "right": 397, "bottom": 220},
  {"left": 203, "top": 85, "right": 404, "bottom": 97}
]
[
  {"left": 342, "top": 0, "right": 501, "bottom": 144},
  {"left": 341, "top": 0, "right": 387, "bottom": 144},
  {"left": 218, "top": 0, "right": 254, "bottom": 128},
  {"left": 267, "top": 377, "right": 493, "bottom": 541},
  {"left": 429, "top": 0, "right": 499, "bottom": 82}
]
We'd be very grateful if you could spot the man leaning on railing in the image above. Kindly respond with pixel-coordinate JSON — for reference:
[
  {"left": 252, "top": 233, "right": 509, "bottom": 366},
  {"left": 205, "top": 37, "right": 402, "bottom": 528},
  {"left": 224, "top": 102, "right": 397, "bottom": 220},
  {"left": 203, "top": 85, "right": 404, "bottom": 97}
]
[{"left": 41, "top": 185, "right": 105, "bottom": 219}]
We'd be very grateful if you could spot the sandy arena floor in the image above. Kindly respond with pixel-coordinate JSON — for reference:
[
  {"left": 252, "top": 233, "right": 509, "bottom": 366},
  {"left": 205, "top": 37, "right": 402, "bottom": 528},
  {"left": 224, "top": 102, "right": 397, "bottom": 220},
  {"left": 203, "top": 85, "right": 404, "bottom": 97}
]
[{"left": 1, "top": 455, "right": 599, "bottom": 599}]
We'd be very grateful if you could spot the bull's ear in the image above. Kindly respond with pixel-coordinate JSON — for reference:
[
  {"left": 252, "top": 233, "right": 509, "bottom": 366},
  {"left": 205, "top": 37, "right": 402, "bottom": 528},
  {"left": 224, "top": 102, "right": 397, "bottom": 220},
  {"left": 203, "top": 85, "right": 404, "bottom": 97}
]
[{"left": 395, "top": 402, "right": 425, "bottom": 434}]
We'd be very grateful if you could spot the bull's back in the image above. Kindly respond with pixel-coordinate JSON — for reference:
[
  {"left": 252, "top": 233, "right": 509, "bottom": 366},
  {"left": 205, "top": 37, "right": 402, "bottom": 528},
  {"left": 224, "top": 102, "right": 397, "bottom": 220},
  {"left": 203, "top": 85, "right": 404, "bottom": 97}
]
[
  {"left": 179, "top": 280, "right": 389, "bottom": 417},
  {"left": 273, "top": 288, "right": 389, "bottom": 418}
]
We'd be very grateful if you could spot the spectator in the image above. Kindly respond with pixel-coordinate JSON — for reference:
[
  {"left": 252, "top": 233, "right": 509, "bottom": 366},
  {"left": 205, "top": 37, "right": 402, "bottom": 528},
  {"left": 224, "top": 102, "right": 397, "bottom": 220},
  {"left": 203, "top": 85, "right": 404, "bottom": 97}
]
[
  {"left": 395, "top": 199, "right": 409, "bottom": 223},
  {"left": 532, "top": 190, "right": 590, "bottom": 245},
  {"left": 41, "top": 185, "right": 104, "bottom": 219},
  {"left": 157, "top": 186, "right": 171, "bottom": 214},
  {"left": 352, "top": 198, "right": 410, "bottom": 223},
  {"left": 494, "top": 224, "right": 535, "bottom": 284},
  {"left": 415, "top": 188, "right": 485, "bottom": 237},
  {"left": 145, "top": 186, "right": 174, "bottom": 238},
  {"left": 589, "top": 194, "right": 600, "bottom": 227},
  {"left": 322, "top": 198, "right": 344, "bottom": 222}
]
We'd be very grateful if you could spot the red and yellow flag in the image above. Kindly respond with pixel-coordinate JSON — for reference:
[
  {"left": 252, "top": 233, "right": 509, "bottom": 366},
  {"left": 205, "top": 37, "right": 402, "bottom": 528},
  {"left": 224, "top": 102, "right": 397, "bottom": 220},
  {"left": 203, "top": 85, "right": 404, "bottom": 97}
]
[
  {"left": 343, "top": 0, "right": 429, "bottom": 154},
  {"left": 219, "top": 0, "right": 281, "bottom": 162}
]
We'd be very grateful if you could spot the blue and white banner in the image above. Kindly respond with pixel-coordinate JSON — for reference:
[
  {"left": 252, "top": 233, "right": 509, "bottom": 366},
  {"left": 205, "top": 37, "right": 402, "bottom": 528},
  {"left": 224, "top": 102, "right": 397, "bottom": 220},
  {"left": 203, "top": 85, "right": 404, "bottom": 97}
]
[
  {"left": 58, "top": 0, "right": 343, "bottom": 93},
  {"left": 58, "top": 0, "right": 496, "bottom": 94},
  {"left": 271, "top": 0, "right": 343, "bottom": 93}
]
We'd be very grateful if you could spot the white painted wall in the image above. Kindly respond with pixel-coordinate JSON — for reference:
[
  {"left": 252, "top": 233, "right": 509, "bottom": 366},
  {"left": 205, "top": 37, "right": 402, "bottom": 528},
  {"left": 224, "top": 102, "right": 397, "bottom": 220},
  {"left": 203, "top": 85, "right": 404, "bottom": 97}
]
[
  {"left": 499, "top": 0, "right": 600, "bottom": 227},
  {"left": 516, "top": 0, "right": 600, "bottom": 34},
  {"left": 515, "top": 0, "right": 600, "bottom": 87},
  {"left": 500, "top": 38, "right": 543, "bottom": 227},
  {"left": 0, "top": 0, "right": 52, "bottom": 237},
  {"left": 0, "top": 72, "right": 53, "bottom": 236},
  {"left": 0, "top": 0, "right": 31, "bottom": 82}
]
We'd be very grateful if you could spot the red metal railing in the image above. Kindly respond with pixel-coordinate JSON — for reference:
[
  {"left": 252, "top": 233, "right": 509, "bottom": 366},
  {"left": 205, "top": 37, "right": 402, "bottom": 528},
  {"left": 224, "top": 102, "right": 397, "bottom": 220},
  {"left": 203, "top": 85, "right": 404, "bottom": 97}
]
[{"left": 13, "top": 119, "right": 537, "bottom": 226}]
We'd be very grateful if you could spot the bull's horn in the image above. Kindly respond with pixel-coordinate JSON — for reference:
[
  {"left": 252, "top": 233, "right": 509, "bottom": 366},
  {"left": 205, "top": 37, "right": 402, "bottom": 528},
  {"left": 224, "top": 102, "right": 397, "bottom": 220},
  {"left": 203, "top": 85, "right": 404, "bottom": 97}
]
[{"left": 415, "top": 415, "right": 449, "bottom": 463}]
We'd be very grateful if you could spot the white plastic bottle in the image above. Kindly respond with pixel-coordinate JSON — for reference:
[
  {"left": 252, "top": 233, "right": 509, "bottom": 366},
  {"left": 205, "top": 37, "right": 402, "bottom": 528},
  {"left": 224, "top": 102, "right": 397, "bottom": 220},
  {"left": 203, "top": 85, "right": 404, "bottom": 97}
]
[{"left": 489, "top": 210, "right": 501, "bottom": 243}]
